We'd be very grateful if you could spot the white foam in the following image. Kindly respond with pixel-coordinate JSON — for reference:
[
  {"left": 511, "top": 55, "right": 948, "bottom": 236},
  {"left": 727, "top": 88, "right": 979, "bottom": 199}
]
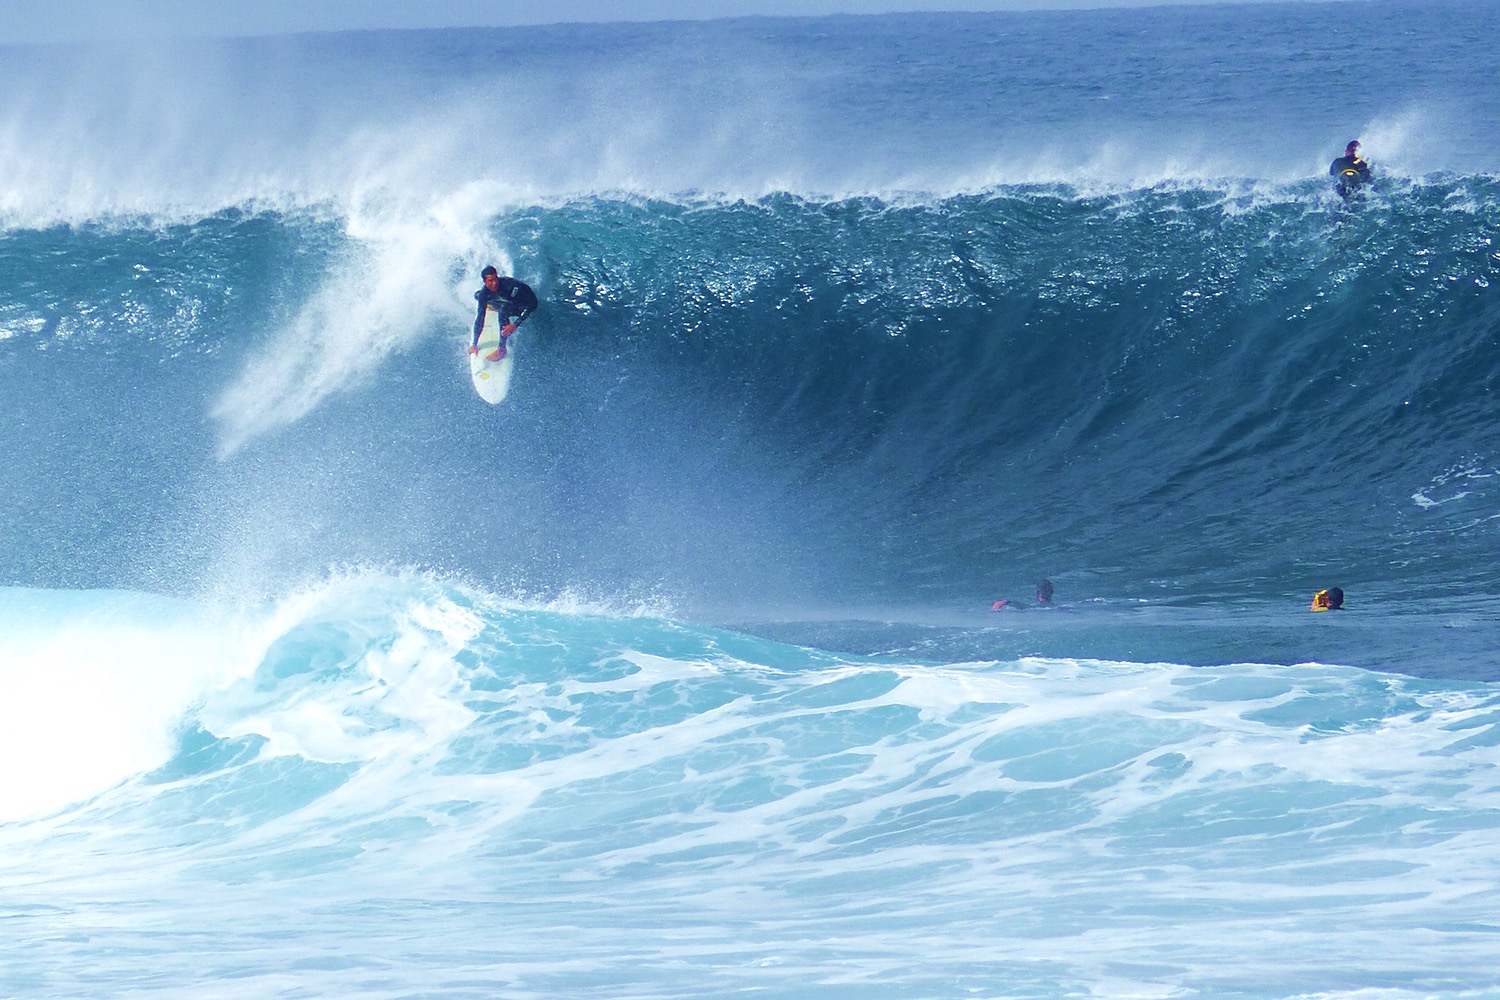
[
  {"left": 0, "top": 589, "right": 241, "bottom": 820},
  {"left": 210, "top": 204, "right": 505, "bottom": 454},
  {"left": 5, "top": 584, "right": 1500, "bottom": 995}
]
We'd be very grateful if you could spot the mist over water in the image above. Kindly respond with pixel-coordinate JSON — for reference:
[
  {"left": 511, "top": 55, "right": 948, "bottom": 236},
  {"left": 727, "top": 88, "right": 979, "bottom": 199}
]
[
  {"left": 3, "top": 3, "right": 1498, "bottom": 220},
  {"left": 4, "top": 4, "right": 1500, "bottom": 997}
]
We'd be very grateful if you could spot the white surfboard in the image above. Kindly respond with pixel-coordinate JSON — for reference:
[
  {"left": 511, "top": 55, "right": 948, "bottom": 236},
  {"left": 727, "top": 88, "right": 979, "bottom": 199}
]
[{"left": 469, "top": 307, "right": 514, "bottom": 404}]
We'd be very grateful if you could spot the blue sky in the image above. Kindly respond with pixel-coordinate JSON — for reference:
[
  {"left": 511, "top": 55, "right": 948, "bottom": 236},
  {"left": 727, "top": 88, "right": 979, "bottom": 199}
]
[{"left": 5, "top": 0, "right": 1339, "bottom": 44}]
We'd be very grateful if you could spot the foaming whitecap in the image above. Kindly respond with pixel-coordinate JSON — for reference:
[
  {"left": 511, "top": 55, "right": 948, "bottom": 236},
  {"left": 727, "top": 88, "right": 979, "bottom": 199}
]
[
  {"left": 0, "top": 588, "right": 244, "bottom": 820},
  {"left": 3, "top": 569, "right": 1500, "bottom": 995}
]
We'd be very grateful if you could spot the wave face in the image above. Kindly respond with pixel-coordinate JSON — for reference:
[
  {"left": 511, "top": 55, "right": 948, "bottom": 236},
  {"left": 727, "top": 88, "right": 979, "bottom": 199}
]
[
  {"left": 5, "top": 182, "right": 1500, "bottom": 636},
  {"left": 4, "top": 4, "right": 1500, "bottom": 996}
]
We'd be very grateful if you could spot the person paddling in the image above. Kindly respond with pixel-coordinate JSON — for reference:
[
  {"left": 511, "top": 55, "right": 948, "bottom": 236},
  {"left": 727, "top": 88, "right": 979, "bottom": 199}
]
[{"left": 1310, "top": 587, "right": 1345, "bottom": 612}]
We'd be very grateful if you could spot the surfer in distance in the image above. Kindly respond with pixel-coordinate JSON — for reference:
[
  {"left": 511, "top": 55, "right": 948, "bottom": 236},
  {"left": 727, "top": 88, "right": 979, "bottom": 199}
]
[
  {"left": 990, "top": 579, "right": 1057, "bottom": 611},
  {"left": 1329, "top": 140, "right": 1372, "bottom": 201},
  {"left": 469, "top": 266, "right": 538, "bottom": 362},
  {"left": 1310, "top": 587, "right": 1344, "bottom": 612}
]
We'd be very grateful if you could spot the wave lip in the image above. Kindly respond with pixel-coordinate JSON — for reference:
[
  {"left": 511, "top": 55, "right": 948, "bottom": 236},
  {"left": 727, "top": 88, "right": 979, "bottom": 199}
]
[{"left": 4, "top": 5, "right": 1499, "bottom": 229}]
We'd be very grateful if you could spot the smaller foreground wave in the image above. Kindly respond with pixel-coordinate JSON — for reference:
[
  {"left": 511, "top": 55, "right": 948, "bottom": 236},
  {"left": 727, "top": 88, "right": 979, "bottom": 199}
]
[{"left": 3, "top": 570, "right": 1500, "bottom": 997}]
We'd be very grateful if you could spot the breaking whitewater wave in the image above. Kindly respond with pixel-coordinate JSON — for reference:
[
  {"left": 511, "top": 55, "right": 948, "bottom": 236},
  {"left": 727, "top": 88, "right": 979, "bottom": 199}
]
[{"left": 3, "top": 570, "right": 1500, "bottom": 997}]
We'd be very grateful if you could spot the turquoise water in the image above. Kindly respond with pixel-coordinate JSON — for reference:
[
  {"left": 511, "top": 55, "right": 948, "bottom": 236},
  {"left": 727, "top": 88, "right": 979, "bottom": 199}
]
[
  {"left": 3, "top": 4, "right": 1500, "bottom": 996},
  {"left": 4, "top": 576, "right": 1500, "bottom": 997}
]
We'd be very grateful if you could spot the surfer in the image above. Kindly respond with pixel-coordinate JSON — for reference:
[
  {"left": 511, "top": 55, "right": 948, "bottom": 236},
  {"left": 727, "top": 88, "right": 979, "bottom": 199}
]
[
  {"left": 469, "top": 266, "right": 538, "bottom": 362},
  {"left": 1310, "top": 587, "right": 1344, "bottom": 612},
  {"left": 990, "top": 580, "right": 1055, "bottom": 611},
  {"left": 1329, "top": 140, "right": 1372, "bottom": 201}
]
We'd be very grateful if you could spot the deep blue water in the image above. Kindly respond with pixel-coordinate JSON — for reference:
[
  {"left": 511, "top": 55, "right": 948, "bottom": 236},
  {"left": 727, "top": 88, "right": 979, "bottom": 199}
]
[{"left": 4, "top": 3, "right": 1500, "bottom": 996}]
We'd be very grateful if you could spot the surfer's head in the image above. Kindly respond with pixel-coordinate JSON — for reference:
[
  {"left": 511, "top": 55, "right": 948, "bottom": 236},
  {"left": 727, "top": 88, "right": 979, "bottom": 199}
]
[
  {"left": 1035, "top": 579, "right": 1054, "bottom": 604},
  {"left": 1346, "top": 140, "right": 1361, "bottom": 155},
  {"left": 482, "top": 265, "right": 499, "bottom": 290},
  {"left": 1311, "top": 587, "right": 1344, "bottom": 611}
]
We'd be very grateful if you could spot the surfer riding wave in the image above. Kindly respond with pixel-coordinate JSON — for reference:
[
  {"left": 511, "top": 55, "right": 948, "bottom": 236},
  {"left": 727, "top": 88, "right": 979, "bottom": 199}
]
[{"left": 469, "top": 266, "right": 537, "bottom": 362}]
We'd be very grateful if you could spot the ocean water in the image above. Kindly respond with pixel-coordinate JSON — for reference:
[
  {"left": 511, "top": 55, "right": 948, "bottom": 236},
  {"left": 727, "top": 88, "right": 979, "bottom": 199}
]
[{"left": 4, "top": 2, "right": 1500, "bottom": 996}]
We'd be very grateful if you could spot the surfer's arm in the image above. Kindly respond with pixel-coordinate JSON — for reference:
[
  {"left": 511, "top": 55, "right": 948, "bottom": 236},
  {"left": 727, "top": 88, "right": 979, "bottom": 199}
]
[
  {"left": 501, "top": 306, "right": 530, "bottom": 336},
  {"left": 500, "top": 301, "right": 534, "bottom": 336},
  {"left": 472, "top": 296, "right": 487, "bottom": 345}
]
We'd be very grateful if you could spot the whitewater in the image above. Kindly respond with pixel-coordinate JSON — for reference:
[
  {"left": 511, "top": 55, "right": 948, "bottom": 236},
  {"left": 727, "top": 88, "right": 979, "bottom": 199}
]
[{"left": 4, "top": 2, "right": 1500, "bottom": 996}]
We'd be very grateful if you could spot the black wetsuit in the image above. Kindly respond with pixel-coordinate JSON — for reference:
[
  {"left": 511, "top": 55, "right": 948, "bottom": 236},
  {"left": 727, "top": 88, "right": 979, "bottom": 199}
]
[
  {"left": 472, "top": 277, "right": 538, "bottom": 345},
  {"left": 1329, "top": 155, "right": 1372, "bottom": 199}
]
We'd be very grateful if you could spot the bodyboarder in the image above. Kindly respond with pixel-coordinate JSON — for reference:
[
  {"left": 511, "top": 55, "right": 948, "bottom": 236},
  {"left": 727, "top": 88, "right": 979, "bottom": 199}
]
[{"left": 1329, "top": 140, "right": 1373, "bottom": 201}]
